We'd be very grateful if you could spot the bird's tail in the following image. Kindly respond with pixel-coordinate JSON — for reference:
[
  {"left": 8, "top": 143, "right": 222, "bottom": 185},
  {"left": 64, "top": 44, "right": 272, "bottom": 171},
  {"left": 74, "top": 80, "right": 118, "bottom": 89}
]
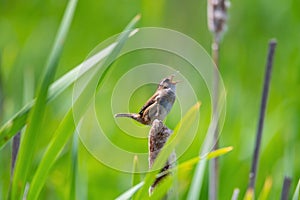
[
  {"left": 114, "top": 113, "right": 139, "bottom": 119},
  {"left": 115, "top": 113, "right": 147, "bottom": 125}
]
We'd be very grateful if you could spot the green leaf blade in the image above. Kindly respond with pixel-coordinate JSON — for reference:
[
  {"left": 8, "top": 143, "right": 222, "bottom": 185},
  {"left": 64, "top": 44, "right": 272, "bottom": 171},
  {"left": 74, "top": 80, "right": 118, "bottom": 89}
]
[
  {"left": 115, "top": 182, "right": 144, "bottom": 200},
  {"left": 26, "top": 110, "right": 75, "bottom": 200},
  {"left": 115, "top": 146, "right": 233, "bottom": 200},
  {"left": 25, "top": 14, "right": 140, "bottom": 199},
  {"left": 132, "top": 155, "right": 141, "bottom": 187},
  {"left": 69, "top": 129, "right": 79, "bottom": 199},
  {"left": 258, "top": 177, "right": 272, "bottom": 200},
  {"left": 206, "top": 146, "right": 233, "bottom": 160},
  {"left": 292, "top": 179, "right": 300, "bottom": 200},
  {"left": 11, "top": 0, "right": 78, "bottom": 198},
  {"left": 0, "top": 15, "right": 139, "bottom": 150}
]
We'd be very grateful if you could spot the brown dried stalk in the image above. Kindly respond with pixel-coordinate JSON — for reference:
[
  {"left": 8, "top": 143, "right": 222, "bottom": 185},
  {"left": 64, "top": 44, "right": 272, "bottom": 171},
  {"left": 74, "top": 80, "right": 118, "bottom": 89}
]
[
  {"left": 149, "top": 119, "right": 176, "bottom": 194},
  {"left": 207, "top": 0, "right": 229, "bottom": 199},
  {"left": 247, "top": 40, "right": 277, "bottom": 194},
  {"left": 280, "top": 176, "right": 292, "bottom": 200}
]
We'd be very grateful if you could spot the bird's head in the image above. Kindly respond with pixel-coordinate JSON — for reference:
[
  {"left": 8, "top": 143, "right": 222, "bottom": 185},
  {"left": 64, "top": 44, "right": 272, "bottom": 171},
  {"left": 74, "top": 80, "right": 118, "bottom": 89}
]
[{"left": 158, "top": 75, "right": 178, "bottom": 91}]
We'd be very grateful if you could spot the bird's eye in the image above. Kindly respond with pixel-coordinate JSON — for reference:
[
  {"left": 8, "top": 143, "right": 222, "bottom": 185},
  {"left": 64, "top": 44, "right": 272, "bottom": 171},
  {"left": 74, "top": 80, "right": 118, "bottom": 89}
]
[{"left": 163, "top": 85, "right": 168, "bottom": 89}]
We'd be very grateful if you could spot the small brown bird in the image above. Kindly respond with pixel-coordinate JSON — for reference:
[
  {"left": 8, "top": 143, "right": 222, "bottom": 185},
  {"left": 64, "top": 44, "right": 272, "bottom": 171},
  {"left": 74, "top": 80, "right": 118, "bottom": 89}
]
[{"left": 114, "top": 75, "right": 177, "bottom": 125}]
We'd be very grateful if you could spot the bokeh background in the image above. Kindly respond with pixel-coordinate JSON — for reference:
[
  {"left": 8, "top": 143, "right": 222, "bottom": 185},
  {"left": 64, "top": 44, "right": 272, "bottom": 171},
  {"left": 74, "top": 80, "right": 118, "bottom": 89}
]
[{"left": 0, "top": 0, "right": 299, "bottom": 199}]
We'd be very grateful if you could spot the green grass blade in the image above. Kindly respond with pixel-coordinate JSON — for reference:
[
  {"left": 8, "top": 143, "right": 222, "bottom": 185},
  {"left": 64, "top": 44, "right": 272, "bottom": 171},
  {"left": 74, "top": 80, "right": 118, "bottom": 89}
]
[
  {"left": 0, "top": 35, "right": 115, "bottom": 149},
  {"left": 206, "top": 146, "right": 233, "bottom": 159},
  {"left": 187, "top": 159, "right": 206, "bottom": 200},
  {"left": 154, "top": 147, "right": 233, "bottom": 182},
  {"left": 69, "top": 132, "right": 79, "bottom": 200},
  {"left": 11, "top": 0, "right": 78, "bottom": 198},
  {"left": 7, "top": 66, "right": 35, "bottom": 199},
  {"left": 243, "top": 188, "right": 254, "bottom": 200},
  {"left": 149, "top": 147, "right": 233, "bottom": 200},
  {"left": 258, "top": 177, "right": 272, "bottom": 200},
  {"left": 292, "top": 179, "right": 300, "bottom": 200},
  {"left": 115, "top": 182, "right": 144, "bottom": 200},
  {"left": 0, "top": 16, "right": 139, "bottom": 150},
  {"left": 154, "top": 147, "right": 233, "bottom": 181},
  {"left": 177, "top": 146, "right": 233, "bottom": 171},
  {"left": 26, "top": 110, "right": 75, "bottom": 200},
  {"left": 28, "top": 83, "right": 91, "bottom": 199},
  {"left": 26, "top": 15, "right": 140, "bottom": 199},
  {"left": 132, "top": 155, "right": 141, "bottom": 187},
  {"left": 96, "top": 14, "right": 140, "bottom": 90},
  {"left": 115, "top": 146, "right": 233, "bottom": 200},
  {"left": 77, "top": 150, "right": 88, "bottom": 200},
  {"left": 0, "top": 103, "right": 32, "bottom": 147},
  {"left": 187, "top": 106, "right": 221, "bottom": 200},
  {"left": 134, "top": 102, "right": 201, "bottom": 199}
]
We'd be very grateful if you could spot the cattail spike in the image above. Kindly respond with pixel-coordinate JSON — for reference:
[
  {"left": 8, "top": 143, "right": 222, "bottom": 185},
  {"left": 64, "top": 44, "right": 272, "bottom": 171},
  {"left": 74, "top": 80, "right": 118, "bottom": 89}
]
[{"left": 208, "top": 0, "right": 230, "bottom": 42}]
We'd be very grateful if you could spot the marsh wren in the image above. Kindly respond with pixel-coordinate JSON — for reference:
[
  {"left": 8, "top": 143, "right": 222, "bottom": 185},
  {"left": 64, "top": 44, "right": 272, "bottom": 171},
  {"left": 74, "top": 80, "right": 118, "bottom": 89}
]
[{"left": 114, "top": 75, "right": 177, "bottom": 125}]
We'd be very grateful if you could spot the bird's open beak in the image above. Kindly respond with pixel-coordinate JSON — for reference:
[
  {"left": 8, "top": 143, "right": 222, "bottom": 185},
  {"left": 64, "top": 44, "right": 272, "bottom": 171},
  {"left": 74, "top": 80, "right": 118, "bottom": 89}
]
[{"left": 169, "top": 73, "right": 180, "bottom": 84}]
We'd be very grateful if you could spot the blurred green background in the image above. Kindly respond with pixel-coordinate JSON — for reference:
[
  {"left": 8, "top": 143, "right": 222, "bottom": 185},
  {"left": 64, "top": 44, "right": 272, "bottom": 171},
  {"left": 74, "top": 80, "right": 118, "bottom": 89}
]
[{"left": 0, "top": 0, "right": 300, "bottom": 199}]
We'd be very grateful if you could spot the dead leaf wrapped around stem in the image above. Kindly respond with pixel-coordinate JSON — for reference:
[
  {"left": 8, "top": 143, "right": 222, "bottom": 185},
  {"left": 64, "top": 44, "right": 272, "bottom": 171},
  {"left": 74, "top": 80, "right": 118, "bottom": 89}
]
[{"left": 149, "top": 119, "right": 176, "bottom": 194}]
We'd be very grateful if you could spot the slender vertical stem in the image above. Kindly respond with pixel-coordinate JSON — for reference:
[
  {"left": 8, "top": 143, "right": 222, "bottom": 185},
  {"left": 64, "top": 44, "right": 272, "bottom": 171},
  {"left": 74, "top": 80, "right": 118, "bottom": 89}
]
[
  {"left": 207, "top": 0, "right": 229, "bottom": 198},
  {"left": 281, "top": 177, "right": 292, "bottom": 200},
  {"left": 209, "top": 38, "right": 220, "bottom": 200},
  {"left": 247, "top": 40, "right": 277, "bottom": 192}
]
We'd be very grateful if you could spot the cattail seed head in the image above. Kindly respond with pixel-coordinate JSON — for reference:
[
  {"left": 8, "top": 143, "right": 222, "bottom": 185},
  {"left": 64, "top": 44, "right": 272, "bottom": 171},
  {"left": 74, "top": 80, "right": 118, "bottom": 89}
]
[{"left": 207, "top": 0, "right": 230, "bottom": 42}]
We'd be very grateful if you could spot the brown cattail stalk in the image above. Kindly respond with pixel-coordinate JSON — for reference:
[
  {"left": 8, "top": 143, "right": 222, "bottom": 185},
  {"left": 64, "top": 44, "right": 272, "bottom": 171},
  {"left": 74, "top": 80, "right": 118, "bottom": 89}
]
[
  {"left": 207, "top": 0, "right": 229, "bottom": 199},
  {"left": 280, "top": 176, "right": 292, "bottom": 200},
  {"left": 247, "top": 40, "right": 277, "bottom": 195},
  {"left": 149, "top": 119, "right": 176, "bottom": 195}
]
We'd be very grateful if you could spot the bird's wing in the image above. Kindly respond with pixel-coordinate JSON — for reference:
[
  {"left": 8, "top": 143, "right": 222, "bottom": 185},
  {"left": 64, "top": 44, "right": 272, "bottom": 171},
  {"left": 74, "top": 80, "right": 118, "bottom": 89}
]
[{"left": 138, "top": 93, "right": 159, "bottom": 115}]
